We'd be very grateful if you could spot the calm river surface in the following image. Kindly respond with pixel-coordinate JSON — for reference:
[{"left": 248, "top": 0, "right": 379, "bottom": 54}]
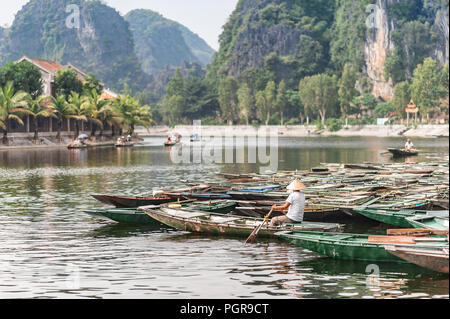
[{"left": 0, "top": 136, "right": 448, "bottom": 299}]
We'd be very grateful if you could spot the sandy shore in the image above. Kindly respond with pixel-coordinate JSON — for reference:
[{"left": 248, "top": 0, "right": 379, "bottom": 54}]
[{"left": 136, "top": 124, "right": 449, "bottom": 138}]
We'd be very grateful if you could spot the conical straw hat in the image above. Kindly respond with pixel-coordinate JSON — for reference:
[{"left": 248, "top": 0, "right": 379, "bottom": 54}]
[{"left": 287, "top": 179, "right": 307, "bottom": 191}]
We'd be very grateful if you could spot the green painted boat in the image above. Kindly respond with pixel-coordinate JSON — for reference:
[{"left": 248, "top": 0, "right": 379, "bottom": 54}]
[
  {"left": 276, "top": 230, "right": 449, "bottom": 263},
  {"left": 354, "top": 208, "right": 449, "bottom": 227},
  {"left": 83, "top": 208, "right": 159, "bottom": 224},
  {"left": 406, "top": 215, "right": 449, "bottom": 230},
  {"left": 84, "top": 200, "right": 237, "bottom": 224},
  {"left": 140, "top": 206, "right": 343, "bottom": 238}
]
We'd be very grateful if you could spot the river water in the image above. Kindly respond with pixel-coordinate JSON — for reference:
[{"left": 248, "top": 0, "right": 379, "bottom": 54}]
[{"left": 0, "top": 136, "right": 448, "bottom": 299}]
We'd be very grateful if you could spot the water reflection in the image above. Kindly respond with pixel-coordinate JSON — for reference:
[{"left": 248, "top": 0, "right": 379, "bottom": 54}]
[{"left": 0, "top": 136, "right": 448, "bottom": 298}]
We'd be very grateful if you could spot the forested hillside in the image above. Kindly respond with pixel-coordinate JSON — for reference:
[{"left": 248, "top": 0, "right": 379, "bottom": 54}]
[
  {"left": 125, "top": 9, "right": 214, "bottom": 75},
  {"left": 159, "top": 0, "right": 448, "bottom": 127}
]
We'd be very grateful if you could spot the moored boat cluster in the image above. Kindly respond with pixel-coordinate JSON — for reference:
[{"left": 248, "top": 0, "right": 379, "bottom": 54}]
[{"left": 86, "top": 158, "right": 449, "bottom": 274}]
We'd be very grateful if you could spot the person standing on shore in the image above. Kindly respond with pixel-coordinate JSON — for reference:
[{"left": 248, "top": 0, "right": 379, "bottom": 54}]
[{"left": 270, "top": 179, "right": 307, "bottom": 227}]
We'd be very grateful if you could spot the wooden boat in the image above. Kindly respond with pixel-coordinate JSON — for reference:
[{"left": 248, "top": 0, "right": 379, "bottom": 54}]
[
  {"left": 406, "top": 215, "right": 449, "bottom": 230},
  {"left": 91, "top": 194, "right": 174, "bottom": 208},
  {"left": 115, "top": 142, "right": 134, "bottom": 148},
  {"left": 234, "top": 202, "right": 344, "bottom": 221},
  {"left": 67, "top": 143, "right": 87, "bottom": 149},
  {"left": 84, "top": 200, "right": 237, "bottom": 224},
  {"left": 388, "top": 148, "right": 419, "bottom": 157},
  {"left": 165, "top": 192, "right": 232, "bottom": 200},
  {"left": 227, "top": 191, "right": 287, "bottom": 201},
  {"left": 385, "top": 245, "right": 449, "bottom": 273},
  {"left": 164, "top": 142, "right": 178, "bottom": 147},
  {"left": 276, "top": 230, "right": 449, "bottom": 263},
  {"left": 84, "top": 208, "right": 160, "bottom": 224},
  {"left": 354, "top": 208, "right": 449, "bottom": 227},
  {"left": 431, "top": 199, "right": 449, "bottom": 210},
  {"left": 139, "top": 206, "right": 343, "bottom": 238}
]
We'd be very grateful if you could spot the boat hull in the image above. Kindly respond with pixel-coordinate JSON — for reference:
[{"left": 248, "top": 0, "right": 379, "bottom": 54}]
[
  {"left": 388, "top": 148, "right": 419, "bottom": 157},
  {"left": 276, "top": 231, "right": 417, "bottom": 263},
  {"left": 91, "top": 194, "right": 174, "bottom": 208},
  {"left": 354, "top": 209, "right": 413, "bottom": 227},
  {"left": 84, "top": 208, "right": 158, "bottom": 224},
  {"left": 141, "top": 207, "right": 343, "bottom": 238},
  {"left": 385, "top": 246, "right": 449, "bottom": 273}
]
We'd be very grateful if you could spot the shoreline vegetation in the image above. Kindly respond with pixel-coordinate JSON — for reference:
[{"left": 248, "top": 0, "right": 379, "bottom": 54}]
[
  {"left": 136, "top": 124, "right": 449, "bottom": 138},
  {"left": 1, "top": 124, "right": 447, "bottom": 150}
]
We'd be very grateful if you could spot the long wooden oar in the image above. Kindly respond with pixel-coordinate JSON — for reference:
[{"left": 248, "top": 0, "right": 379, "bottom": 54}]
[{"left": 245, "top": 208, "right": 274, "bottom": 244}]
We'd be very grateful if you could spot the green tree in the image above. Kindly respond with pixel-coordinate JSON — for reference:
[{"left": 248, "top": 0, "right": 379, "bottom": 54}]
[
  {"left": 84, "top": 89, "right": 111, "bottom": 137},
  {"left": 264, "top": 80, "right": 276, "bottom": 125},
  {"left": 47, "top": 95, "right": 73, "bottom": 140},
  {"left": 163, "top": 68, "right": 186, "bottom": 125},
  {"left": 255, "top": 91, "right": 268, "bottom": 125},
  {"left": 391, "top": 81, "right": 411, "bottom": 119},
  {"left": 237, "top": 83, "right": 252, "bottom": 125},
  {"left": 0, "top": 61, "right": 43, "bottom": 99},
  {"left": 26, "top": 96, "right": 56, "bottom": 141},
  {"left": 374, "top": 102, "right": 395, "bottom": 118},
  {"left": 299, "top": 74, "right": 338, "bottom": 125},
  {"left": 276, "top": 80, "right": 288, "bottom": 125},
  {"left": 218, "top": 77, "right": 238, "bottom": 125},
  {"left": 0, "top": 82, "right": 30, "bottom": 144},
  {"left": 410, "top": 57, "right": 440, "bottom": 122},
  {"left": 55, "top": 69, "right": 83, "bottom": 97},
  {"left": 338, "top": 64, "right": 358, "bottom": 125},
  {"left": 67, "top": 92, "right": 90, "bottom": 139},
  {"left": 113, "top": 96, "right": 152, "bottom": 135},
  {"left": 83, "top": 74, "right": 104, "bottom": 95},
  {"left": 286, "top": 90, "right": 304, "bottom": 123}
]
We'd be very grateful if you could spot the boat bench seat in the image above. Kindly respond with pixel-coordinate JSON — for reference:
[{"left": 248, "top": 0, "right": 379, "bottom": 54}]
[{"left": 209, "top": 217, "right": 243, "bottom": 224}]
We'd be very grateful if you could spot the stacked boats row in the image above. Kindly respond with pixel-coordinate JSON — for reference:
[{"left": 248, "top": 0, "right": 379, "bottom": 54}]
[{"left": 84, "top": 159, "right": 449, "bottom": 274}]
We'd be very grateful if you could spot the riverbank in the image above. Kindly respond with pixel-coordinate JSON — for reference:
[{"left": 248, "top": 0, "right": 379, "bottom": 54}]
[
  {"left": 136, "top": 124, "right": 449, "bottom": 138},
  {"left": 0, "top": 132, "right": 143, "bottom": 150}
]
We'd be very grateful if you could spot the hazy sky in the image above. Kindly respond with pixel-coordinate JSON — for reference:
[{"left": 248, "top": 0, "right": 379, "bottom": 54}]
[{"left": 0, "top": 0, "right": 239, "bottom": 50}]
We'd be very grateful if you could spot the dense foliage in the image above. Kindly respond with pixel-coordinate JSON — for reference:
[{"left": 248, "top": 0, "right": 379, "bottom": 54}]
[
  {"left": 125, "top": 10, "right": 214, "bottom": 75},
  {"left": 0, "top": 64, "right": 153, "bottom": 144}
]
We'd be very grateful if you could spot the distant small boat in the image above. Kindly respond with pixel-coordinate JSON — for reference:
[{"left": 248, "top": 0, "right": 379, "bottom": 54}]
[
  {"left": 115, "top": 142, "right": 134, "bottom": 148},
  {"left": 164, "top": 141, "right": 177, "bottom": 147},
  {"left": 67, "top": 143, "right": 87, "bottom": 149},
  {"left": 190, "top": 134, "right": 200, "bottom": 142},
  {"left": 385, "top": 245, "right": 449, "bottom": 273},
  {"left": 388, "top": 148, "right": 419, "bottom": 157}
]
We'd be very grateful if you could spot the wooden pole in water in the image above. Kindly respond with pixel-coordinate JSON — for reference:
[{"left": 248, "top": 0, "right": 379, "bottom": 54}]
[{"left": 245, "top": 208, "right": 274, "bottom": 244}]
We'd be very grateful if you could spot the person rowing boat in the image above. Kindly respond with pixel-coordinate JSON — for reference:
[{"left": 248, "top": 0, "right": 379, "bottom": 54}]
[
  {"left": 270, "top": 179, "right": 307, "bottom": 227},
  {"left": 405, "top": 139, "right": 414, "bottom": 152}
]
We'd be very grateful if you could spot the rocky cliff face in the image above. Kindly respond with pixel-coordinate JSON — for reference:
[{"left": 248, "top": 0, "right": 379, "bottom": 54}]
[
  {"left": 364, "top": 0, "right": 398, "bottom": 101},
  {"left": 211, "top": 0, "right": 449, "bottom": 100},
  {"left": 364, "top": 0, "right": 449, "bottom": 101},
  {"left": 433, "top": 5, "right": 449, "bottom": 66}
]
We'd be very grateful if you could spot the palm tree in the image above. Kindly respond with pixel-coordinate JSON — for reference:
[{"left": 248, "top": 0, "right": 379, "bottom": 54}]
[
  {"left": 102, "top": 103, "right": 122, "bottom": 137},
  {"left": 0, "top": 81, "right": 30, "bottom": 145},
  {"left": 85, "top": 89, "right": 110, "bottom": 138},
  {"left": 47, "top": 95, "right": 73, "bottom": 141},
  {"left": 26, "top": 96, "right": 56, "bottom": 141},
  {"left": 67, "top": 92, "right": 89, "bottom": 139},
  {"left": 113, "top": 96, "right": 152, "bottom": 135}
]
